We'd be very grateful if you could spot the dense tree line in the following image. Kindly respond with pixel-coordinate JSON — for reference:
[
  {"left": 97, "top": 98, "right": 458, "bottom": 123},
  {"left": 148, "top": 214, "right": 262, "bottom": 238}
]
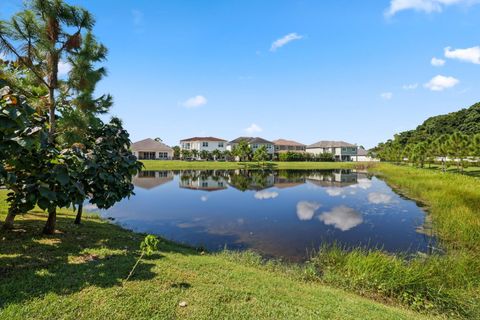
[{"left": 374, "top": 131, "right": 480, "bottom": 171}]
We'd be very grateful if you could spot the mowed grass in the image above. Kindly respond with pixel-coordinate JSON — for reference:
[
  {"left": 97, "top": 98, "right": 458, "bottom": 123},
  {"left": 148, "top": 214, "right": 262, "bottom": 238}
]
[
  {"left": 0, "top": 190, "right": 433, "bottom": 320},
  {"left": 141, "top": 160, "right": 360, "bottom": 171}
]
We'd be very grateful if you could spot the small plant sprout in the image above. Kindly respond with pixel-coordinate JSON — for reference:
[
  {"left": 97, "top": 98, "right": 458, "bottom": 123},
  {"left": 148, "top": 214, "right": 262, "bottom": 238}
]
[{"left": 123, "top": 235, "right": 159, "bottom": 286}]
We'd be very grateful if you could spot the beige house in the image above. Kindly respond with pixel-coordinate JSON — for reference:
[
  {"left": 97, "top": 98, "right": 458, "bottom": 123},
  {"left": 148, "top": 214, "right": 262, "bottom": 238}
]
[
  {"left": 306, "top": 140, "right": 358, "bottom": 161},
  {"left": 131, "top": 138, "right": 173, "bottom": 160},
  {"left": 273, "top": 139, "right": 306, "bottom": 155}
]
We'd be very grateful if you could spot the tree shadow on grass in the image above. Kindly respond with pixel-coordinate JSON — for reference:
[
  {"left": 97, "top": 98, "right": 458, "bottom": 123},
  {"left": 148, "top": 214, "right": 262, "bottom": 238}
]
[{"left": 0, "top": 210, "right": 199, "bottom": 309}]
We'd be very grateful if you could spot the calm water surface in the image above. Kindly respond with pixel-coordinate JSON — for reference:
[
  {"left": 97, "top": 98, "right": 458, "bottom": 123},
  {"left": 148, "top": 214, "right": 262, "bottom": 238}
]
[{"left": 101, "top": 169, "right": 434, "bottom": 261}]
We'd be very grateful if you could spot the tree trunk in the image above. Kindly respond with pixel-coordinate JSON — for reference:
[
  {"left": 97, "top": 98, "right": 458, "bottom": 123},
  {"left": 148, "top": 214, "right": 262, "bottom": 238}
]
[
  {"left": 74, "top": 203, "right": 83, "bottom": 225},
  {"left": 3, "top": 209, "right": 16, "bottom": 229},
  {"left": 48, "top": 87, "right": 56, "bottom": 143},
  {"left": 43, "top": 207, "right": 56, "bottom": 235}
]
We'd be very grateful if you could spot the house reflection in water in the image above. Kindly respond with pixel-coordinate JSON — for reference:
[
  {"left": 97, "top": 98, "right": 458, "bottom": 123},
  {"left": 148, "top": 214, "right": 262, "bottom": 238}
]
[
  {"left": 179, "top": 170, "right": 228, "bottom": 191},
  {"left": 273, "top": 171, "right": 306, "bottom": 189},
  {"left": 306, "top": 169, "right": 364, "bottom": 188},
  {"left": 133, "top": 171, "right": 174, "bottom": 190}
]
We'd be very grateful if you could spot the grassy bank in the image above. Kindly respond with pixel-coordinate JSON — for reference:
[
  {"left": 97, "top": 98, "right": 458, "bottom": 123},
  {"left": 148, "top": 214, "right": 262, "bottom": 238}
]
[
  {"left": 310, "top": 164, "right": 480, "bottom": 318},
  {"left": 141, "top": 161, "right": 480, "bottom": 317},
  {"left": 0, "top": 190, "right": 431, "bottom": 320},
  {"left": 141, "top": 160, "right": 359, "bottom": 170}
]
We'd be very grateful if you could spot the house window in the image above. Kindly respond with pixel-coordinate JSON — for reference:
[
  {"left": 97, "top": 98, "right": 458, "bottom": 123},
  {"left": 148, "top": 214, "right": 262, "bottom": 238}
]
[
  {"left": 252, "top": 144, "right": 258, "bottom": 149},
  {"left": 182, "top": 143, "right": 190, "bottom": 150},
  {"left": 202, "top": 142, "right": 209, "bottom": 147},
  {"left": 218, "top": 142, "right": 224, "bottom": 148},
  {"left": 202, "top": 182, "right": 208, "bottom": 187}
]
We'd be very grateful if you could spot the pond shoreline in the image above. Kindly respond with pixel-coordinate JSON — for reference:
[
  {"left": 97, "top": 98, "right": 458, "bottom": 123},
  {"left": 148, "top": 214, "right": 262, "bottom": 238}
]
[{"left": 1, "top": 162, "right": 479, "bottom": 318}]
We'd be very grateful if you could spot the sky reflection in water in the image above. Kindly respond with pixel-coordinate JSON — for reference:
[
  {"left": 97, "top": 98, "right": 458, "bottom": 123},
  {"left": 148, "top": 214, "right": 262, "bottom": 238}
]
[{"left": 102, "top": 169, "right": 434, "bottom": 261}]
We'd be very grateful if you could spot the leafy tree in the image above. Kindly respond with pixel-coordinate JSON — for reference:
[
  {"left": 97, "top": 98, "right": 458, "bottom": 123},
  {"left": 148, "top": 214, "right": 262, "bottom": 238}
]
[
  {"left": 172, "top": 146, "right": 180, "bottom": 160},
  {"left": 318, "top": 152, "right": 335, "bottom": 162},
  {"left": 73, "top": 117, "right": 142, "bottom": 225},
  {"left": 473, "top": 133, "right": 480, "bottom": 157},
  {"left": 181, "top": 149, "right": 191, "bottom": 160},
  {"left": 211, "top": 149, "right": 222, "bottom": 161},
  {"left": 222, "top": 150, "right": 234, "bottom": 161},
  {"left": 199, "top": 150, "right": 210, "bottom": 160},
  {"left": 0, "top": 0, "right": 116, "bottom": 233},
  {"left": 253, "top": 145, "right": 270, "bottom": 164},
  {"left": 0, "top": 0, "right": 101, "bottom": 141},
  {"left": 234, "top": 140, "right": 253, "bottom": 162},
  {"left": 191, "top": 149, "right": 199, "bottom": 160},
  {"left": 0, "top": 86, "right": 49, "bottom": 229}
]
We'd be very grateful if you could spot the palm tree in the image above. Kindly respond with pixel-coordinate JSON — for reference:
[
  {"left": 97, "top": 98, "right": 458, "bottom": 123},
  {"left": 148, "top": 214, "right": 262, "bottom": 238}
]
[
  {"left": 253, "top": 145, "right": 269, "bottom": 165},
  {"left": 181, "top": 149, "right": 191, "bottom": 160},
  {"left": 191, "top": 149, "right": 199, "bottom": 160},
  {"left": 199, "top": 150, "right": 210, "bottom": 160},
  {"left": 212, "top": 149, "right": 222, "bottom": 161}
]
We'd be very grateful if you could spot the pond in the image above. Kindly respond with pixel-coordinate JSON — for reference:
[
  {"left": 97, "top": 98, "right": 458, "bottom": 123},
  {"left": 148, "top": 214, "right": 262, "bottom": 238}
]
[{"left": 100, "top": 169, "right": 435, "bottom": 261}]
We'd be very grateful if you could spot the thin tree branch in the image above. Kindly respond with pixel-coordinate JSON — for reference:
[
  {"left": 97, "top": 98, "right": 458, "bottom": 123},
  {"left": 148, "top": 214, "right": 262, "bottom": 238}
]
[{"left": 0, "top": 34, "right": 49, "bottom": 88}]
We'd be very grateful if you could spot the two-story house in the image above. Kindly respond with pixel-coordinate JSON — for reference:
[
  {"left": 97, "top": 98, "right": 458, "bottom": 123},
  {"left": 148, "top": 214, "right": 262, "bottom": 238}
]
[
  {"left": 272, "top": 139, "right": 306, "bottom": 157},
  {"left": 179, "top": 137, "right": 227, "bottom": 159},
  {"left": 226, "top": 137, "right": 275, "bottom": 156},
  {"left": 306, "top": 141, "right": 358, "bottom": 161}
]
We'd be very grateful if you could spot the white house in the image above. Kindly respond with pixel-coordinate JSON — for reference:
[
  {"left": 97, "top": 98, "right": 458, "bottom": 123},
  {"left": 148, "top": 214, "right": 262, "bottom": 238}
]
[
  {"left": 226, "top": 137, "right": 275, "bottom": 155},
  {"left": 306, "top": 141, "right": 358, "bottom": 161},
  {"left": 180, "top": 137, "right": 227, "bottom": 157},
  {"left": 131, "top": 138, "right": 173, "bottom": 160}
]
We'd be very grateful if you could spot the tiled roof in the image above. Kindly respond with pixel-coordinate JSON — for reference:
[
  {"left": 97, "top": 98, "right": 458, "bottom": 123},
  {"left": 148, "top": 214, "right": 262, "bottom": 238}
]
[
  {"left": 273, "top": 139, "right": 306, "bottom": 147},
  {"left": 307, "top": 141, "right": 357, "bottom": 148},
  {"left": 228, "top": 137, "right": 274, "bottom": 144},
  {"left": 180, "top": 136, "right": 227, "bottom": 142},
  {"left": 357, "top": 147, "right": 368, "bottom": 156},
  {"left": 131, "top": 138, "right": 173, "bottom": 152}
]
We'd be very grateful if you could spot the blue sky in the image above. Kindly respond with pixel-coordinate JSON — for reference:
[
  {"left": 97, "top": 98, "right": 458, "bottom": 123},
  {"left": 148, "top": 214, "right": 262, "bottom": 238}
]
[{"left": 1, "top": 0, "right": 480, "bottom": 148}]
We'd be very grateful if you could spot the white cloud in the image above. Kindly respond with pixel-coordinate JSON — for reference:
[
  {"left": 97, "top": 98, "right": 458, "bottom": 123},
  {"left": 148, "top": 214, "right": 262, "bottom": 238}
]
[
  {"left": 402, "top": 83, "right": 419, "bottom": 90},
  {"left": 58, "top": 61, "right": 72, "bottom": 76},
  {"left": 182, "top": 95, "right": 207, "bottom": 108},
  {"left": 245, "top": 123, "right": 262, "bottom": 134},
  {"left": 319, "top": 206, "right": 363, "bottom": 231},
  {"left": 254, "top": 190, "right": 279, "bottom": 200},
  {"left": 350, "top": 178, "right": 372, "bottom": 190},
  {"left": 270, "top": 33, "right": 303, "bottom": 52},
  {"left": 424, "top": 75, "right": 459, "bottom": 91},
  {"left": 431, "top": 57, "right": 446, "bottom": 66},
  {"left": 368, "top": 192, "right": 394, "bottom": 204},
  {"left": 385, "top": 0, "right": 477, "bottom": 17},
  {"left": 296, "top": 201, "right": 321, "bottom": 221},
  {"left": 380, "top": 92, "right": 393, "bottom": 100},
  {"left": 325, "top": 187, "right": 344, "bottom": 197},
  {"left": 132, "top": 9, "right": 144, "bottom": 26},
  {"left": 444, "top": 46, "right": 480, "bottom": 64}
]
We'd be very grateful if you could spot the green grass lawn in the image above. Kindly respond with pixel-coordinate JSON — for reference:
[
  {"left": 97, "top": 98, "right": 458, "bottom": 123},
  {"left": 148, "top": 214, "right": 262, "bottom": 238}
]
[
  {"left": 140, "top": 160, "right": 360, "bottom": 170},
  {"left": 0, "top": 190, "right": 432, "bottom": 320}
]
